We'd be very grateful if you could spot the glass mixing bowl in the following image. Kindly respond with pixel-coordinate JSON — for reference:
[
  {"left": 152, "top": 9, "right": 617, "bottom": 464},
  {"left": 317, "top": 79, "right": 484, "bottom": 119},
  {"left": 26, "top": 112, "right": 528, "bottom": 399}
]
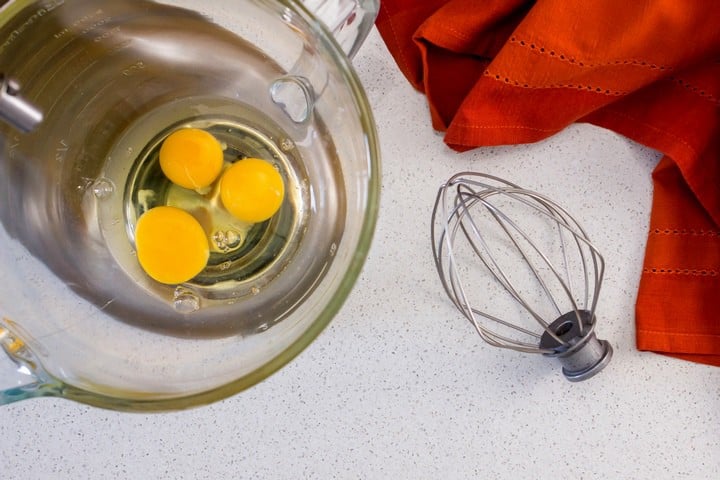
[{"left": 0, "top": 0, "right": 380, "bottom": 411}]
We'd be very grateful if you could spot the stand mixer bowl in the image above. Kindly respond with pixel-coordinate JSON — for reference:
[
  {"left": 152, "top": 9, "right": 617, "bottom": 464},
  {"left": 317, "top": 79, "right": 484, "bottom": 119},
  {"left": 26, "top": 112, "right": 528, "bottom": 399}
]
[{"left": 0, "top": 0, "right": 380, "bottom": 410}]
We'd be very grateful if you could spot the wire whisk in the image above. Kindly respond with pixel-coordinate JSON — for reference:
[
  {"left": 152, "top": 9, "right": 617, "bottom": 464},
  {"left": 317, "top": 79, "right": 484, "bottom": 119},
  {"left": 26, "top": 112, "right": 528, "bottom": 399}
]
[{"left": 431, "top": 172, "right": 612, "bottom": 381}]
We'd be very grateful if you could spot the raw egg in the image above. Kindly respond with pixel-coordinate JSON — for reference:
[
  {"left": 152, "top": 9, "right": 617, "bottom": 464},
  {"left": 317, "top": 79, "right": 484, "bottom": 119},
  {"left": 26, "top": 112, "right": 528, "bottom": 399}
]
[
  {"left": 220, "top": 158, "right": 285, "bottom": 223},
  {"left": 135, "top": 206, "right": 209, "bottom": 285},
  {"left": 159, "top": 128, "right": 223, "bottom": 189}
]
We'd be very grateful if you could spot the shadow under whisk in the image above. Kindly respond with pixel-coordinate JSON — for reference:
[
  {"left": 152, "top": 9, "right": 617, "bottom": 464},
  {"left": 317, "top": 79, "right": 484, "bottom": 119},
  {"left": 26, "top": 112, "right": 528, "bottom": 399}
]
[{"left": 431, "top": 172, "right": 612, "bottom": 381}]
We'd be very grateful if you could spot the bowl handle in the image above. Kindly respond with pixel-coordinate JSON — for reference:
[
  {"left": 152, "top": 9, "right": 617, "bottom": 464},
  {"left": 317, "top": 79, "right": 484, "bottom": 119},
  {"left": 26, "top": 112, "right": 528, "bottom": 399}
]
[{"left": 301, "top": 0, "right": 379, "bottom": 59}]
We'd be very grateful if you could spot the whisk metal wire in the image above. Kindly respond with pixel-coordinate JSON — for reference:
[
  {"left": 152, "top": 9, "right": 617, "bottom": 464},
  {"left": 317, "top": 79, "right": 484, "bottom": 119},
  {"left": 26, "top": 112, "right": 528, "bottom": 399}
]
[{"left": 431, "top": 172, "right": 612, "bottom": 381}]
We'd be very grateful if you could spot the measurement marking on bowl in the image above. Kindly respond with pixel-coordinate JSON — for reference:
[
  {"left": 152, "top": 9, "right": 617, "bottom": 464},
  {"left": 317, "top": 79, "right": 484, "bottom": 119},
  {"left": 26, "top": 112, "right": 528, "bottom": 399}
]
[
  {"left": 92, "top": 178, "right": 115, "bottom": 199},
  {"left": 173, "top": 287, "right": 201, "bottom": 314},
  {"left": 55, "top": 139, "right": 68, "bottom": 163},
  {"left": 280, "top": 138, "right": 295, "bottom": 151},
  {"left": 122, "top": 61, "right": 145, "bottom": 77}
]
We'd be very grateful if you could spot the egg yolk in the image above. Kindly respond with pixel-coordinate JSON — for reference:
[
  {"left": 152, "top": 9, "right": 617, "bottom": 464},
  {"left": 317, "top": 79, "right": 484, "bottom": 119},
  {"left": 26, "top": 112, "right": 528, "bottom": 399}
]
[
  {"left": 220, "top": 158, "right": 285, "bottom": 223},
  {"left": 135, "top": 206, "right": 209, "bottom": 285},
  {"left": 159, "top": 128, "right": 224, "bottom": 190}
]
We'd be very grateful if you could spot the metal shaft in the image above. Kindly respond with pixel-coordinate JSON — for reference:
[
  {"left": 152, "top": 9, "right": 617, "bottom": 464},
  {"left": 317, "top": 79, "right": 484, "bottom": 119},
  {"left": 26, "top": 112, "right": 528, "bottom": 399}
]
[{"left": 0, "top": 75, "right": 43, "bottom": 133}]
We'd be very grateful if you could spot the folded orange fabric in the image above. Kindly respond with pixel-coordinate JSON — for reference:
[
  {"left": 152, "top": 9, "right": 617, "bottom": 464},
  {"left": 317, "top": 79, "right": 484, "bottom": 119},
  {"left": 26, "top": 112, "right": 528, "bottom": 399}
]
[{"left": 377, "top": 0, "right": 720, "bottom": 365}]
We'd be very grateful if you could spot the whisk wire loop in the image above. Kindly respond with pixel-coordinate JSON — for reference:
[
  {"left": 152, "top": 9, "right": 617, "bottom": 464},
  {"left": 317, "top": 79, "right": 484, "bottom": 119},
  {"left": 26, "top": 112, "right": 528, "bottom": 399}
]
[
  {"left": 455, "top": 185, "right": 565, "bottom": 328},
  {"left": 431, "top": 172, "right": 612, "bottom": 381},
  {"left": 433, "top": 190, "right": 532, "bottom": 349}
]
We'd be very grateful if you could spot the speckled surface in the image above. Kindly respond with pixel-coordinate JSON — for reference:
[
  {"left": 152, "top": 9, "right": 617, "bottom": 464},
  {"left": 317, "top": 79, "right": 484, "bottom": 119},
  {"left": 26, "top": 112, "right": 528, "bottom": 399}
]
[{"left": 1, "top": 29, "right": 719, "bottom": 480}]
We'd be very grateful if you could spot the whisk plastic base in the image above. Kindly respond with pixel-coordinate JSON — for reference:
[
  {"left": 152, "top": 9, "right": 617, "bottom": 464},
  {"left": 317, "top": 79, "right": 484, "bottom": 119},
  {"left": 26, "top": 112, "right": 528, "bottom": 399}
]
[{"left": 540, "top": 311, "right": 613, "bottom": 382}]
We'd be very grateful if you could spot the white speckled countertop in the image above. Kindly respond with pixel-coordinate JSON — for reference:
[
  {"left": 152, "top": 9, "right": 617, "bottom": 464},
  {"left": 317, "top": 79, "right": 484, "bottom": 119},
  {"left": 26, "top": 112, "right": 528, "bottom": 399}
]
[{"left": 1, "top": 29, "right": 719, "bottom": 480}]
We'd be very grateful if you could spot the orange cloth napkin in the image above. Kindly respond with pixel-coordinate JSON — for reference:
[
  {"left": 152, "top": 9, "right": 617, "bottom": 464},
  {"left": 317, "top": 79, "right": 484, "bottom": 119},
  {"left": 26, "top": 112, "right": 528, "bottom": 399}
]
[{"left": 376, "top": 0, "right": 720, "bottom": 365}]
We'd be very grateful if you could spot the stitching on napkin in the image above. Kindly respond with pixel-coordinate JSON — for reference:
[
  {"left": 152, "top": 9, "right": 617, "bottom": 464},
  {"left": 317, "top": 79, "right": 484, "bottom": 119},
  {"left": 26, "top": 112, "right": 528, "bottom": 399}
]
[
  {"left": 669, "top": 76, "right": 720, "bottom": 105},
  {"left": 651, "top": 228, "right": 720, "bottom": 237},
  {"left": 439, "top": 25, "right": 473, "bottom": 43},
  {"left": 450, "top": 123, "right": 560, "bottom": 133},
  {"left": 483, "top": 69, "right": 628, "bottom": 95},
  {"left": 644, "top": 267, "right": 719, "bottom": 277},
  {"left": 602, "top": 109, "right": 699, "bottom": 160},
  {"left": 508, "top": 37, "right": 674, "bottom": 71},
  {"left": 637, "top": 329, "right": 720, "bottom": 338}
]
